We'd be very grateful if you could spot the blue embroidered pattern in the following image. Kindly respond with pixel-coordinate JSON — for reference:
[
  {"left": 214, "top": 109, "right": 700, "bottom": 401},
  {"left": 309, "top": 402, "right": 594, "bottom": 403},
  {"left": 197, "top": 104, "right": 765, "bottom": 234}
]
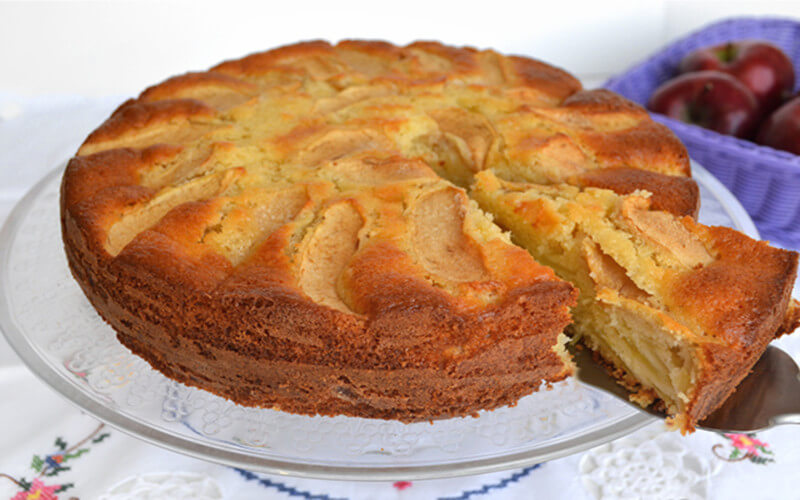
[
  {"left": 234, "top": 469, "right": 347, "bottom": 500},
  {"left": 234, "top": 463, "right": 544, "bottom": 499},
  {"left": 438, "top": 464, "right": 543, "bottom": 500}
]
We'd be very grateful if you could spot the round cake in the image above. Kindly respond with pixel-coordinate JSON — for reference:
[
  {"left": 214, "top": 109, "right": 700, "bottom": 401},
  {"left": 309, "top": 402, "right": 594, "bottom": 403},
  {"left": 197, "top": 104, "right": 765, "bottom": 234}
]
[{"left": 62, "top": 40, "right": 713, "bottom": 422}]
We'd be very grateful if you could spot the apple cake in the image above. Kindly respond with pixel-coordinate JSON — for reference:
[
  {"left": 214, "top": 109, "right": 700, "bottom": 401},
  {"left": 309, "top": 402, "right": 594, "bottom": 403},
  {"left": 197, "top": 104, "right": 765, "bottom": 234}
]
[{"left": 60, "top": 40, "right": 799, "bottom": 428}]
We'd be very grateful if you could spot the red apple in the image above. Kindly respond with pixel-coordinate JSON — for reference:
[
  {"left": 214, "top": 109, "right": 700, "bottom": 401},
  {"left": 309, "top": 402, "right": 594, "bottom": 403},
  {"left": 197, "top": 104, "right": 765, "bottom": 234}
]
[
  {"left": 679, "top": 40, "right": 795, "bottom": 113},
  {"left": 755, "top": 96, "right": 800, "bottom": 154},
  {"left": 648, "top": 71, "right": 760, "bottom": 138}
]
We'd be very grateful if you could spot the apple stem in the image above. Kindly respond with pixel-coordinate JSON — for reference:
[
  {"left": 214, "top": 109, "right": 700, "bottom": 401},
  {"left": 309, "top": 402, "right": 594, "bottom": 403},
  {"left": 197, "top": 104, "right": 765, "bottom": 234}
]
[{"left": 721, "top": 43, "right": 737, "bottom": 63}]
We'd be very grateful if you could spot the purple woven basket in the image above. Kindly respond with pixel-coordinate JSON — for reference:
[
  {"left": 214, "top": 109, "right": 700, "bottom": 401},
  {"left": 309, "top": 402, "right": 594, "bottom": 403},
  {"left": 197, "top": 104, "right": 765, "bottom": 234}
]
[{"left": 604, "top": 17, "right": 800, "bottom": 248}]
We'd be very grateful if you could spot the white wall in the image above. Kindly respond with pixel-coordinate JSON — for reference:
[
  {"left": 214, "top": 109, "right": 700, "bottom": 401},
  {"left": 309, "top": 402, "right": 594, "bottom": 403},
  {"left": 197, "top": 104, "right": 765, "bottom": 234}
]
[{"left": 1, "top": 0, "right": 799, "bottom": 97}]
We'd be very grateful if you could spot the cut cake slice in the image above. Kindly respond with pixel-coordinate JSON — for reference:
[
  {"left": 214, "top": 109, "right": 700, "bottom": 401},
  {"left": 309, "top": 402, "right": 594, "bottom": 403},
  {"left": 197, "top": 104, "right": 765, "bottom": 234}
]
[{"left": 472, "top": 170, "right": 800, "bottom": 431}]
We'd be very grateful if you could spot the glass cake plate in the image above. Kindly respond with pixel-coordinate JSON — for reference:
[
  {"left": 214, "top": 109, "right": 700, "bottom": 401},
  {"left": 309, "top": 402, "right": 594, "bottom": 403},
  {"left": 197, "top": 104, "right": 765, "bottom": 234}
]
[{"left": 0, "top": 161, "right": 758, "bottom": 480}]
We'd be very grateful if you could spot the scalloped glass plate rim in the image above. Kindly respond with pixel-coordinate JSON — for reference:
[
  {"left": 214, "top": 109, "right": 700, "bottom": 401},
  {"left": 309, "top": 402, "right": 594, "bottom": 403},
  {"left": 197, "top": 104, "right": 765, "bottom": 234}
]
[{"left": 0, "top": 160, "right": 758, "bottom": 481}]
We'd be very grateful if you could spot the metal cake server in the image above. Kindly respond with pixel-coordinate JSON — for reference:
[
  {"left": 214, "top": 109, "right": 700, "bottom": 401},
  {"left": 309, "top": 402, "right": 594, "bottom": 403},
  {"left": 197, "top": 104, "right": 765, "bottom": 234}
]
[{"left": 570, "top": 344, "right": 800, "bottom": 432}]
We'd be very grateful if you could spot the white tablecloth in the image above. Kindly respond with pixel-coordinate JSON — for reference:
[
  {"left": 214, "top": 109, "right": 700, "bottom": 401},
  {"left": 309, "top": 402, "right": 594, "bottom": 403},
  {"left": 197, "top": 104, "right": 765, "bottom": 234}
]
[{"left": 0, "top": 92, "right": 798, "bottom": 500}]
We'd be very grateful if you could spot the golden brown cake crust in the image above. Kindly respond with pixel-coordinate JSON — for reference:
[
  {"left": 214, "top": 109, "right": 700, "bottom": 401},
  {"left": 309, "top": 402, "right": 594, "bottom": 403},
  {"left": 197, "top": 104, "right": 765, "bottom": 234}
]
[{"left": 62, "top": 39, "right": 698, "bottom": 421}]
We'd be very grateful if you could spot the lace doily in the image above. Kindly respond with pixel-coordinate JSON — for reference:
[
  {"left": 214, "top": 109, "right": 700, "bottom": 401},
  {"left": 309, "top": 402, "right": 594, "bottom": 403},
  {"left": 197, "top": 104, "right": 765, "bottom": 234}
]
[
  {"left": 99, "top": 472, "right": 223, "bottom": 500},
  {"left": 579, "top": 425, "right": 713, "bottom": 500}
]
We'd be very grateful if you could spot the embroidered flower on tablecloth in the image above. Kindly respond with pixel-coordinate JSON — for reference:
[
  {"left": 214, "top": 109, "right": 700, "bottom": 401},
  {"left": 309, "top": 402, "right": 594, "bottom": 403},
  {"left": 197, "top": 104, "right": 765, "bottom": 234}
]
[
  {"left": 393, "top": 480, "right": 413, "bottom": 490},
  {"left": 1, "top": 423, "right": 111, "bottom": 499},
  {"left": 9, "top": 478, "right": 61, "bottom": 500},
  {"left": 712, "top": 433, "right": 774, "bottom": 465}
]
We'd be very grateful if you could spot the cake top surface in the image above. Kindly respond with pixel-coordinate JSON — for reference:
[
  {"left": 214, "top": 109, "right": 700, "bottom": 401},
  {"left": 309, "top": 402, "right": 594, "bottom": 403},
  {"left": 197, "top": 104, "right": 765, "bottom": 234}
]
[{"left": 62, "top": 39, "right": 691, "bottom": 317}]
